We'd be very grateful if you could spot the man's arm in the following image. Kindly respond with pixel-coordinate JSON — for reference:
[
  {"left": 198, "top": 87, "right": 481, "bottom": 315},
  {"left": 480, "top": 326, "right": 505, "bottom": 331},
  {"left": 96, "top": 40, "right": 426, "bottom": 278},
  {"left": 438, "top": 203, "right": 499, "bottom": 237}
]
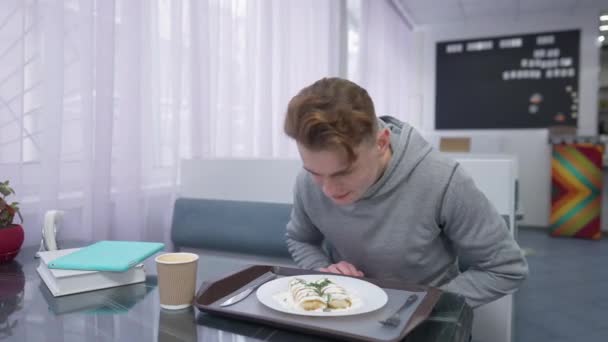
[
  {"left": 438, "top": 166, "right": 528, "bottom": 308},
  {"left": 285, "top": 184, "right": 332, "bottom": 270}
]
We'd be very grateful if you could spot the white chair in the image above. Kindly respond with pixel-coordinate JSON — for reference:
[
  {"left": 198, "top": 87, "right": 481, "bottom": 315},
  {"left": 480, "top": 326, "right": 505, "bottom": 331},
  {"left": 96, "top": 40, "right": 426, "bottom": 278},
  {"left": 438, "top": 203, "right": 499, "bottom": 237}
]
[{"left": 454, "top": 154, "right": 518, "bottom": 342}]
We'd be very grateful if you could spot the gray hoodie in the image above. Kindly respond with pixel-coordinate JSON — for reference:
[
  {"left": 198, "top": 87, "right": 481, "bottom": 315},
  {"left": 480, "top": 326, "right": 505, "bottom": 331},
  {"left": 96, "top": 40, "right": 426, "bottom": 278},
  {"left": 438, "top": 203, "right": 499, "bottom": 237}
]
[{"left": 285, "top": 116, "right": 528, "bottom": 308}]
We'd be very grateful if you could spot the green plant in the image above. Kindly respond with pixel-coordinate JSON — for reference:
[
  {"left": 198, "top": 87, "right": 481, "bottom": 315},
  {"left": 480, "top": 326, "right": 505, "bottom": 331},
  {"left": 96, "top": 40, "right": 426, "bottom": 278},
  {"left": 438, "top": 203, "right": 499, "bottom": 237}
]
[{"left": 0, "top": 181, "right": 22, "bottom": 228}]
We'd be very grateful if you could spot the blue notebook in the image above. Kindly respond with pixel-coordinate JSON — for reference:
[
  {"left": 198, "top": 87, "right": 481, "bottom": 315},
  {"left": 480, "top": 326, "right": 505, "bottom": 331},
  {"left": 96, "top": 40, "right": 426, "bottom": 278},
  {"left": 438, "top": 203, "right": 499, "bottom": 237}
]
[{"left": 48, "top": 241, "right": 165, "bottom": 272}]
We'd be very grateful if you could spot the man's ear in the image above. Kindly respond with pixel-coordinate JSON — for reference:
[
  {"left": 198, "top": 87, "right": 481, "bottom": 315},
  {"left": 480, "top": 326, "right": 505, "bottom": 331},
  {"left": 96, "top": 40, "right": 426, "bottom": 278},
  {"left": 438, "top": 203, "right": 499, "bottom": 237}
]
[{"left": 376, "top": 128, "right": 390, "bottom": 152}]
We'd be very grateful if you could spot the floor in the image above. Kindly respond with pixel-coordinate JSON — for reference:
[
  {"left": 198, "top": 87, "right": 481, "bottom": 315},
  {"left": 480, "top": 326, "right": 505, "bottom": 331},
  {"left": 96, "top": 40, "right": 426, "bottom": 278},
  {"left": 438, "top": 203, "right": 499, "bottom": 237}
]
[{"left": 514, "top": 228, "right": 608, "bottom": 342}]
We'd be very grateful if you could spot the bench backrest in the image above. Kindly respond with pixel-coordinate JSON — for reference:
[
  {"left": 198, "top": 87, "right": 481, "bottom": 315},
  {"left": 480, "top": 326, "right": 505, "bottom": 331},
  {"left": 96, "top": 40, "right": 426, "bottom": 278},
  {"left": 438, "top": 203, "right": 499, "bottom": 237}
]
[{"left": 171, "top": 198, "right": 292, "bottom": 258}]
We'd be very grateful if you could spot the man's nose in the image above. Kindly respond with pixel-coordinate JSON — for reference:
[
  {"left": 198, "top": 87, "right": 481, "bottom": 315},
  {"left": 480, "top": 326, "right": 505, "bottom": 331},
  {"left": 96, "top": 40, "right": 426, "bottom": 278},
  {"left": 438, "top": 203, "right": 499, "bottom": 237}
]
[{"left": 322, "top": 179, "right": 341, "bottom": 196}]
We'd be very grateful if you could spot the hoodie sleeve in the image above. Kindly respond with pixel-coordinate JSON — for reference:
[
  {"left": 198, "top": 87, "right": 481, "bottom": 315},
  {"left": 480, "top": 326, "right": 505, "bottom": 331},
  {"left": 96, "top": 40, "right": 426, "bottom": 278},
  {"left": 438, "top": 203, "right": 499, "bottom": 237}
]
[
  {"left": 285, "top": 175, "right": 332, "bottom": 270},
  {"left": 437, "top": 165, "right": 528, "bottom": 308}
]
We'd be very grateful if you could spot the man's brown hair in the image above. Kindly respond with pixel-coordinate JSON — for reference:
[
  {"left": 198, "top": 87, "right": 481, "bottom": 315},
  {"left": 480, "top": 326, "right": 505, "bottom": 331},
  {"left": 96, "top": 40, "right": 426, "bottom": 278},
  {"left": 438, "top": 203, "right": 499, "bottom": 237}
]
[{"left": 284, "top": 77, "right": 377, "bottom": 162}]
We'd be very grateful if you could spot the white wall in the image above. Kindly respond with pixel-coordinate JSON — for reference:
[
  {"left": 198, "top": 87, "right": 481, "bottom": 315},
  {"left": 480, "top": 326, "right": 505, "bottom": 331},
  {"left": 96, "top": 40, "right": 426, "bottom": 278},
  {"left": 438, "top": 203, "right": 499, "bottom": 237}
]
[
  {"left": 413, "top": 8, "right": 603, "bottom": 228},
  {"left": 180, "top": 158, "right": 301, "bottom": 203}
]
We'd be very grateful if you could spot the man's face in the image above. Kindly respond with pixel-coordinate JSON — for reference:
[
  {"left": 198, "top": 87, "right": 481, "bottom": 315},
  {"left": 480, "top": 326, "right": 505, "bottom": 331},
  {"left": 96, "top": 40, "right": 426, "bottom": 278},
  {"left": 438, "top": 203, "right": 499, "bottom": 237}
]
[{"left": 298, "top": 130, "right": 390, "bottom": 205}]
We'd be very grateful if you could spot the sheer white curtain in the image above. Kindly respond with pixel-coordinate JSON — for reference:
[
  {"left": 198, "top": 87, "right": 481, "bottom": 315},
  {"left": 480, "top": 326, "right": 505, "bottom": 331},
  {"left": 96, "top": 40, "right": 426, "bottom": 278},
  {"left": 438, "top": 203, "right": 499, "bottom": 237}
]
[
  {"left": 355, "top": 0, "right": 416, "bottom": 126},
  {"left": 0, "top": 0, "right": 342, "bottom": 246}
]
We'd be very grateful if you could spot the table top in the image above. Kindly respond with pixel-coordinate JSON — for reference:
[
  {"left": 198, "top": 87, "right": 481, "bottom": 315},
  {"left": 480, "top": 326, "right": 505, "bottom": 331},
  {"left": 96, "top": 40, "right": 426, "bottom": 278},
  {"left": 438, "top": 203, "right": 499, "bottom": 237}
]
[{"left": 0, "top": 242, "right": 472, "bottom": 342}]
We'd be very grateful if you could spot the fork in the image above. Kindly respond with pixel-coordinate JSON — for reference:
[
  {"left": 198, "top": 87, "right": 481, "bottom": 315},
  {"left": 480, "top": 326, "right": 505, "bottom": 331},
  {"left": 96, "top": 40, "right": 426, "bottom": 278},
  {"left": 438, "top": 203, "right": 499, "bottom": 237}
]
[{"left": 379, "top": 294, "right": 419, "bottom": 327}]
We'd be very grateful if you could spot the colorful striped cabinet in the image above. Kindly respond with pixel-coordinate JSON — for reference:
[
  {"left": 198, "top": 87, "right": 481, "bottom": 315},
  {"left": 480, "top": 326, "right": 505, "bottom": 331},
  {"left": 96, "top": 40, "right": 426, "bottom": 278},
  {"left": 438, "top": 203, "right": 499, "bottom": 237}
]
[{"left": 550, "top": 143, "right": 604, "bottom": 240}]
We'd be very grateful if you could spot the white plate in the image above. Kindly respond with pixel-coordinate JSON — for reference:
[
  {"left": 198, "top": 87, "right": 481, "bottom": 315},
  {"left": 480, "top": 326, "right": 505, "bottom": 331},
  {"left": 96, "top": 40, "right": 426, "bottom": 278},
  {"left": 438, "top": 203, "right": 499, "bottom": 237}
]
[{"left": 256, "top": 274, "right": 388, "bottom": 317}]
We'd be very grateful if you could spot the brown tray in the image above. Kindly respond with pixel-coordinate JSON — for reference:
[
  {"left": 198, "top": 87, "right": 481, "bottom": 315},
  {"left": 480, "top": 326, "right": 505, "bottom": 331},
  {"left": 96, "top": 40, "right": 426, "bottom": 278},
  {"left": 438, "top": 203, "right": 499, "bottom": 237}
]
[{"left": 195, "top": 265, "right": 442, "bottom": 342}]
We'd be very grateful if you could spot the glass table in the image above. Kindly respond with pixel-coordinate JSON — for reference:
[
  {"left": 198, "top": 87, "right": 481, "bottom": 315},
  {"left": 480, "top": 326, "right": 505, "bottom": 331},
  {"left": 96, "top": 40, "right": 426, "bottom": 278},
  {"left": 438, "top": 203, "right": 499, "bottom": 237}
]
[{"left": 0, "top": 243, "right": 472, "bottom": 342}]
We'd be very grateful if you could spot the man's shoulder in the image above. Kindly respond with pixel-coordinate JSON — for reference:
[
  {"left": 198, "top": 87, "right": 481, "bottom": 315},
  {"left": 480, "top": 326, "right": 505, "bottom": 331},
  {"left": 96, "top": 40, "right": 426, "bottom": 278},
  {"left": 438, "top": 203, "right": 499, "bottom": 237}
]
[
  {"left": 293, "top": 170, "right": 327, "bottom": 207},
  {"left": 394, "top": 150, "right": 460, "bottom": 200},
  {"left": 416, "top": 149, "right": 459, "bottom": 178},
  {"left": 295, "top": 169, "right": 319, "bottom": 194},
  {"left": 417, "top": 152, "right": 484, "bottom": 195},
  {"left": 295, "top": 168, "right": 310, "bottom": 186}
]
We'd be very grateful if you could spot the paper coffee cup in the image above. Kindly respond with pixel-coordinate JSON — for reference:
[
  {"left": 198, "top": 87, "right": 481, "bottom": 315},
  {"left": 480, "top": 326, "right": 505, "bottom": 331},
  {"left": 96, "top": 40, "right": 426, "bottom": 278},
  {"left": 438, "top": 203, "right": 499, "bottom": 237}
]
[{"left": 155, "top": 253, "right": 199, "bottom": 310}]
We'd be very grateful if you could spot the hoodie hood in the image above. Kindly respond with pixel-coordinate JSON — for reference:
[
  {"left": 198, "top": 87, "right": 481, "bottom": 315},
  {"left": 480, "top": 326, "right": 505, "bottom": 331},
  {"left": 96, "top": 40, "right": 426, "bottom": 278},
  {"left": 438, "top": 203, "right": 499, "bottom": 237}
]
[{"left": 360, "top": 116, "right": 432, "bottom": 200}]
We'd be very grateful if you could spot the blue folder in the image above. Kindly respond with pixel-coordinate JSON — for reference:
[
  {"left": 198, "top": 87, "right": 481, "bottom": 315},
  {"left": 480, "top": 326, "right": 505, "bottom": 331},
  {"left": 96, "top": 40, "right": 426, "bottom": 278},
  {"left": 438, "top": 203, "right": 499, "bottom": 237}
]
[{"left": 48, "top": 240, "right": 165, "bottom": 272}]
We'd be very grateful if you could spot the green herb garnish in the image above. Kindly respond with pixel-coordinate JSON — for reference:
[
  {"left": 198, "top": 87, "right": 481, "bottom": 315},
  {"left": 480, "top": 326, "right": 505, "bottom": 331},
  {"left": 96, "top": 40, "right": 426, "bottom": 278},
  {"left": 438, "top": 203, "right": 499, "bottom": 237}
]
[{"left": 306, "top": 278, "right": 332, "bottom": 295}]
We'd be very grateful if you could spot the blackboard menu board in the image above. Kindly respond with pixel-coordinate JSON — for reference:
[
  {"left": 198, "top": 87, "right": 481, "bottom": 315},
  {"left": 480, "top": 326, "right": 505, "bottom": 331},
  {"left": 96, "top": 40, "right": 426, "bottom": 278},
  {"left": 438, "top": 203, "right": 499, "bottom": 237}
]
[{"left": 435, "top": 30, "right": 580, "bottom": 129}]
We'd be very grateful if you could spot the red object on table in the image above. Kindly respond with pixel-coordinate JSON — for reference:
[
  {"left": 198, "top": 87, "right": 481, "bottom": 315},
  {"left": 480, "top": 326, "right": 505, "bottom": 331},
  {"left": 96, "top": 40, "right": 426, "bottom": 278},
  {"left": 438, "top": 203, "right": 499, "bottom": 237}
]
[{"left": 0, "top": 224, "right": 24, "bottom": 263}]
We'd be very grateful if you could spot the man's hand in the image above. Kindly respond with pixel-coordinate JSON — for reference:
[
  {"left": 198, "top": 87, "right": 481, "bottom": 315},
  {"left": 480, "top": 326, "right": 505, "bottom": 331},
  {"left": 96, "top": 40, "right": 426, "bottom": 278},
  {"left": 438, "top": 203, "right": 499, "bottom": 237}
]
[{"left": 319, "top": 261, "right": 364, "bottom": 277}]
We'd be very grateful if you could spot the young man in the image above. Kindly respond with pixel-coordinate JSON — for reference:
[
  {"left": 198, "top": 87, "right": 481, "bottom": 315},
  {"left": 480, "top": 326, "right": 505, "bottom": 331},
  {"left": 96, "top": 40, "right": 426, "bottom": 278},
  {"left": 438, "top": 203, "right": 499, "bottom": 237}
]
[{"left": 283, "top": 77, "right": 528, "bottom": 308}]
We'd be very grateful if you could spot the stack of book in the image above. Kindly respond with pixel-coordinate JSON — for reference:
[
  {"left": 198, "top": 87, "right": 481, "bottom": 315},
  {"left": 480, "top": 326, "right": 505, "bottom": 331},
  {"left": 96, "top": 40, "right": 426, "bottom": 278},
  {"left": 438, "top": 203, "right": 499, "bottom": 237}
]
[
  {"left": 37, "top": 241, "right": 164, "bottom": 297},
  {"left": 38, "top": 280, "right": 152, "bottom": 314}
]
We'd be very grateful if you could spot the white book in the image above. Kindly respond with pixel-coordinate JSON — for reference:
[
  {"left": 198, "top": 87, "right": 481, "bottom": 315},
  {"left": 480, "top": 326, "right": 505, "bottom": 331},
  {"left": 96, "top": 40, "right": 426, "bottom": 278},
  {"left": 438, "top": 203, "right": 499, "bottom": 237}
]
[{"left": 37, "top": 248, "right": 146, "bottom": 297}]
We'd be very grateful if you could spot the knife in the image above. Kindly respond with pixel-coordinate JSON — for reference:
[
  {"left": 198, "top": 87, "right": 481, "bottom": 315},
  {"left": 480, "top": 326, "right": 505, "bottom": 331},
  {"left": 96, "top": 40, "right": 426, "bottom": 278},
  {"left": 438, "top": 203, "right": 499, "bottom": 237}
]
[{"left": 219, "top": 273, "right": 277, "bottom": 307}]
